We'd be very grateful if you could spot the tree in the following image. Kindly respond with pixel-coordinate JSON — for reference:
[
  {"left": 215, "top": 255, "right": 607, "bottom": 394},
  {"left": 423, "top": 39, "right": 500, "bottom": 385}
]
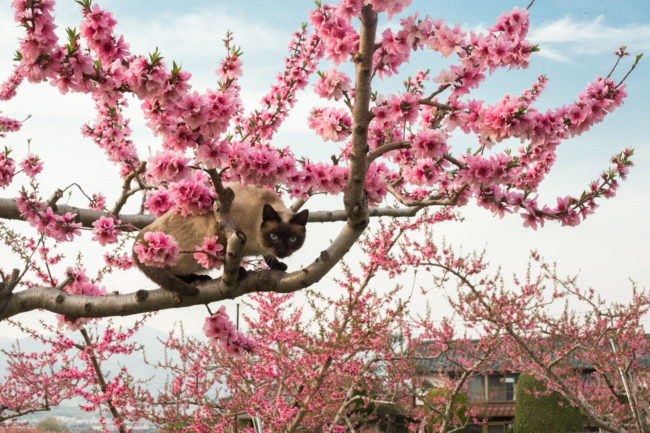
[
  {"left": 0, "top": 0, "right": 639, "bottom": 323},
  {"left": 514, "top": 374, "right": 582, "bottom": 433}
]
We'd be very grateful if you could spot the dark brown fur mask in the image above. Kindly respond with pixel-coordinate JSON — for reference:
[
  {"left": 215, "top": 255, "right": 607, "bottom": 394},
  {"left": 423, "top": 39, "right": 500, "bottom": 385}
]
[{"left": 261, "top": 204, "right": 308, "bottom": 258}]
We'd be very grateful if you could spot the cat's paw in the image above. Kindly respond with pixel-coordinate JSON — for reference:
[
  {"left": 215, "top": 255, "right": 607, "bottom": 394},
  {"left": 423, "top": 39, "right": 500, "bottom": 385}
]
[
  {"left": 270, "top": 261, "right": 288, "bottom": 272},
  {"left": 178, "top": 273, "right": 212, "bottom": 283}
]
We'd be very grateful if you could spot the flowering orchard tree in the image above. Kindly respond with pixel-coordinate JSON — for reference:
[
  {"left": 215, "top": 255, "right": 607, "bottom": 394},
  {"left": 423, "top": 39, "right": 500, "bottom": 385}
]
[
  {"left": 0, "top": 0, "right": 641, "bottom": 324},
  {"left": 427, "top": 245, "right": 650, "bottom": 433},
  {"left": 0, "top": 316, "right": 153, "bottom": 432}
]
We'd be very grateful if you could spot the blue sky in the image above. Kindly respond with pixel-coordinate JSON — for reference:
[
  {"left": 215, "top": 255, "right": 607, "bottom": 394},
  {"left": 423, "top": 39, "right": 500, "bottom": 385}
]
[{"left": 0, "top": 0, "right": 649, "bottom": 337}]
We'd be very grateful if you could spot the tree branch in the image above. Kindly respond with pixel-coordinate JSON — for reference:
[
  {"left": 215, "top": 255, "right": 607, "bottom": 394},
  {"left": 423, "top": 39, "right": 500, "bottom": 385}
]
[
  {"left": 368, "top": 140, "right": 411, "bottom": 163},
  {"left": 0, "top": 199, "right": 425, "bottom": 229}
]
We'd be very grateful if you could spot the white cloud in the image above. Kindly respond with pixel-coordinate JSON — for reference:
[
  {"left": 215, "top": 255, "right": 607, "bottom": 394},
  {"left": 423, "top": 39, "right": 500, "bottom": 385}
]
[{"left": 530, "top": 15, "right": 650, "bottom": 60}]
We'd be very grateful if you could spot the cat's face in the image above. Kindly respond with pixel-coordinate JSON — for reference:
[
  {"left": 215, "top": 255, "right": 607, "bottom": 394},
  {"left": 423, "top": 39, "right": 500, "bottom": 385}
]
[{"left": 260, "top": 204, "right": 308, "bottom": 258}]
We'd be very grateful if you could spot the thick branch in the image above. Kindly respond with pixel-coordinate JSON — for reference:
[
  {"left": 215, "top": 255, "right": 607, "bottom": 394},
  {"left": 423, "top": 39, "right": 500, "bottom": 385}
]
[
  {"left": 0, "top": 198, "right": 423, "bottom": 229},
  {"left": 0, "top": 405, "right": 51, "bottom": 422},
  {"left": 206, "top": 169, "right": 245, "bottom": 285},
  {"left": 0, "top": 198, "right": 152, "bottom": 229},
  {"left": 343, "top": 4, "right": 377, "bottom": 230}
]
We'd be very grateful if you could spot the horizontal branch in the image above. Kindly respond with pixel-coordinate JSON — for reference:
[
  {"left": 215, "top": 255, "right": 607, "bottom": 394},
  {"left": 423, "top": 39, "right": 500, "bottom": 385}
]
[
  {"left": 0, "top": 219, "right": 371, "bottom": 320},
  {"left": 0, "top": 198, "right": 423, "bottom": 228},
  {"left": 0, "top": 198, "right": 153, "bottom": 229}
]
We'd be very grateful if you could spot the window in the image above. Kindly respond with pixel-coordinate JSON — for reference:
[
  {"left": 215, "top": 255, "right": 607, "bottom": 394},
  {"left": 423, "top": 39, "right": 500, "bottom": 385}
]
[
  {"left": 467, "top": 375, "right": 485, "bottom": 402},
  {"left": 487, "top": 374, "right": 517, "bottom": 402},
  {"left": 487, "top": 425, "right": 506, "bottom": 433}
]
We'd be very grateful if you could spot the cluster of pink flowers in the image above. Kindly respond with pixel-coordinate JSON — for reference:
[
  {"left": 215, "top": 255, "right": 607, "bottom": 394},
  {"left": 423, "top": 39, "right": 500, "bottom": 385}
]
[
  {"left": 103, "top": 252, "right": 134, "bottom": 270},
  {"left": 371, "top": 92, "right": 419, "bottom": 130},
  {"left": 308, "top": 107, "right": 352, "bottom": 142},
  {"left": 229, "top": 142, "right": 298, "bottom": 187},
  {"left": 79, "top": 2, "right": 130, "bottom": 65},
  {"left": 411, "top": 129, "right": 449, "bottom": 159},
  {"left": 366, "top": 0, "right": 412, "bottom": 19},
  {"left": 374, "top": 27, "right": 411, "bottom": 78},
  {"left": 133, "top": 231, "right": 180, "bottom": 268},
  {"left": 168, "top": 171, "right": 215, "bottom": 216},
  {"left": 217, "top": 54, "right": 243, "bottom": 82},
  {"left": 403, "top": 158, "right": 443, "bottom": 186},
  {"left": 0, "top": 116, "right": 21, "bottom": 137},
  {"left": 91, "top": 216, "right": 121, "bottom": 246},
  {"left": 0, "top": 147, "right": 15, "bottom": 187},
  {"left": 195, "top": 138, "right": 231, "bottom": 170},
  {"left": 89, "top": 192, "right": 107, "bottom": 211},
  {"left": 57, "top": 267, "right": 107, "bottom": 331},
  {"left": 193, "top": 236, "right": 225, "bottom": 269},
  {"left": 314, "top": 67, "right": 352, "bottom": 100},
  {"left": 11, "top": 0, "right": 59, "bottom": 83},
  {"left": 147, "top": 150, "right": 191, "bottom": 183},
  {"left": 19, "top": 154, "right": 44, "bottom": 178},
  {"left": 144, "top": 188, "right": 173, "bottom": 217},
  {"left": 82, "top": 96, "right": 138, "bottom": 169},
  {"left": 293, "top": 160, "right": 348, "bottom": 197},
  {"left": 309, "top": 4, "right": 359, "bottom": 65},
  {"left": 0, "top": 66, "right": 24, "bottom": 100},
  {"left": 203, "top": 306, "right": 257, "bottom": 357},
  {"left": 35, "top": 207, "right": 82, "bottom": 242}
]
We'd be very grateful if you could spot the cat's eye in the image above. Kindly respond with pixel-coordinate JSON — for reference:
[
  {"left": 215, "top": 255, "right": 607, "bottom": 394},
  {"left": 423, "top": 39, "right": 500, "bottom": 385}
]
[
  {"left": 269, "top": 233, "right": 279, "bottom": 241},
  {"left": 289, "top": 236, "right": 297, "bottom": 243}
]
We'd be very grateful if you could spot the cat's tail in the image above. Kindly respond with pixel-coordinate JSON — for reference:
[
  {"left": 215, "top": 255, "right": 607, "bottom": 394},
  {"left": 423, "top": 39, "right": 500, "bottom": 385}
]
[{"left": 132, "top": 251, "right": 199, "bottom": 296}]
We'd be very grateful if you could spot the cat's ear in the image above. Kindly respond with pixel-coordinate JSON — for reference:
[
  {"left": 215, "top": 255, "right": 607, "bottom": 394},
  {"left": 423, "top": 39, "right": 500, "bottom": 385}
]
[
  {"left": 290, "top": 209, "right": 309, "bottom": 226},
  {"left": 262, "top": 204, "right": 282, "bottom": 223}
]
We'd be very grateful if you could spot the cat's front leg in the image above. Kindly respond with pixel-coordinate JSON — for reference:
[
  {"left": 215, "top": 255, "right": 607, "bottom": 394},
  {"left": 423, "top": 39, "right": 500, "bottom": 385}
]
[{"left": 264, "top": 255, "right": 288, "bottom": 272}]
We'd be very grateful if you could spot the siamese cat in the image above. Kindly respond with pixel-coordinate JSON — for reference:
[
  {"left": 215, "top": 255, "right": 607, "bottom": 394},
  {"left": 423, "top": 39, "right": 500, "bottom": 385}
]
[{"left": 133, "top": 183, "right": 308, "bottom": 296}]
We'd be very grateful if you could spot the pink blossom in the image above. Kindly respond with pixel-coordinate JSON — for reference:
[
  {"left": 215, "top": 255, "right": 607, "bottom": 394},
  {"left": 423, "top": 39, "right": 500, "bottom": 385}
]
[
  {"left": 145, "top": 188, "right": 173, "bottom": 217},
  {"left": 36, "top": 207, "right": 82, "bottom": 242},
  {"left": 91, "top": 216, "right": 121, "bottom": 246},
  {"left": 133, "top": 231, "right": 180, "bottom": 268},
  {"left": 412, "top": 129, "right": 449, "bottom": 159},
  {"left": 217, "top": 55, "right": 243, "bottom": 81},
  {"left": 89, "top": 193, "right": 107, "bottom": 211},
  {"left": 19, "top": 154, "right": 43, "bottom": 178},
  {"left": 196, "top": 139, "right": 231, "bottom": 170},
  {"left": 168, "top": 171, "right": 215, "bottom": 216},
  {"left": 147, "top": 150, "right": 191, "bottom": 183},
  {"left": 308, "top": 107, "right": 352, "bottom": 142},
  {"left": 0, "top": 148, "right": 16, "bottom": 187},
  {"left": 0, "top": 116, "right": 21, "bottom": 137},
  {"left": 104, "top": 252, "right": 134, "bottom": 270},
  {"left": 203, "top": 306, "right": 257, "bottom": 357},
  {"left": 56, "top": 267, "right": 106, "bottom": 331},
  {"left": 314, "top": 67, "right": 352, "bottom": 101},
  {"left": 193, "top": 236, "right": 225, "bottom": 270}
]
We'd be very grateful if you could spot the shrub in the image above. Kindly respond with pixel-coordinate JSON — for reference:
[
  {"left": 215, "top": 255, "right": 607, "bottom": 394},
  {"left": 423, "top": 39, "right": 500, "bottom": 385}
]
[{"left": 514, "top": 374, "right": 583, "bottom": 433}]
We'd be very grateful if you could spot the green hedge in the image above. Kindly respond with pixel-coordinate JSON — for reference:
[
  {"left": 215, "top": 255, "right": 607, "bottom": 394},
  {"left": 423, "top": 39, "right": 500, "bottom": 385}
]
[
  {"left": 514, "top": 374, "right": 583, "bottom": 433},
  {"left": 424, "top": 387, "right": 468, "bottom": 433}
]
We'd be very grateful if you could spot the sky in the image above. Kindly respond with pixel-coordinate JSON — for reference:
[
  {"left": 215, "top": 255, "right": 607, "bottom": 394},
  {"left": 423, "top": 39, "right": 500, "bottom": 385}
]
[{"left": 0, "top": 0, "right": 649, "bottom": 338}]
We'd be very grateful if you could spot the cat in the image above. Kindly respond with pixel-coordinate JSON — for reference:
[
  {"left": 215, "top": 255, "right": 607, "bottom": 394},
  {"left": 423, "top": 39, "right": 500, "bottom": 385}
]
[{"left": 133, "top": 183, "right": 308, "bottom": 296}]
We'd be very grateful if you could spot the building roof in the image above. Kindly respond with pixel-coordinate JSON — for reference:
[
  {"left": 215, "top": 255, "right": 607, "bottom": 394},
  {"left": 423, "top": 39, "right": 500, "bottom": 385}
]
[
  {"left": 414, "top": 338, "right": 650, "bottom": 375},
  {"left": 474, "top": 402, "right": 515, "bottom": 418}
]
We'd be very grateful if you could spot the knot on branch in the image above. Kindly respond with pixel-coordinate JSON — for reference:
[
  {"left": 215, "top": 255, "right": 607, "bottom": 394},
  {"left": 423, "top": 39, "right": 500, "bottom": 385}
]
[
  {"left": 135, "top": 289, "right": 148, "bottom": 302},
  {"left": 0, "top": 268, "right": 20, "bottom": 297}
]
